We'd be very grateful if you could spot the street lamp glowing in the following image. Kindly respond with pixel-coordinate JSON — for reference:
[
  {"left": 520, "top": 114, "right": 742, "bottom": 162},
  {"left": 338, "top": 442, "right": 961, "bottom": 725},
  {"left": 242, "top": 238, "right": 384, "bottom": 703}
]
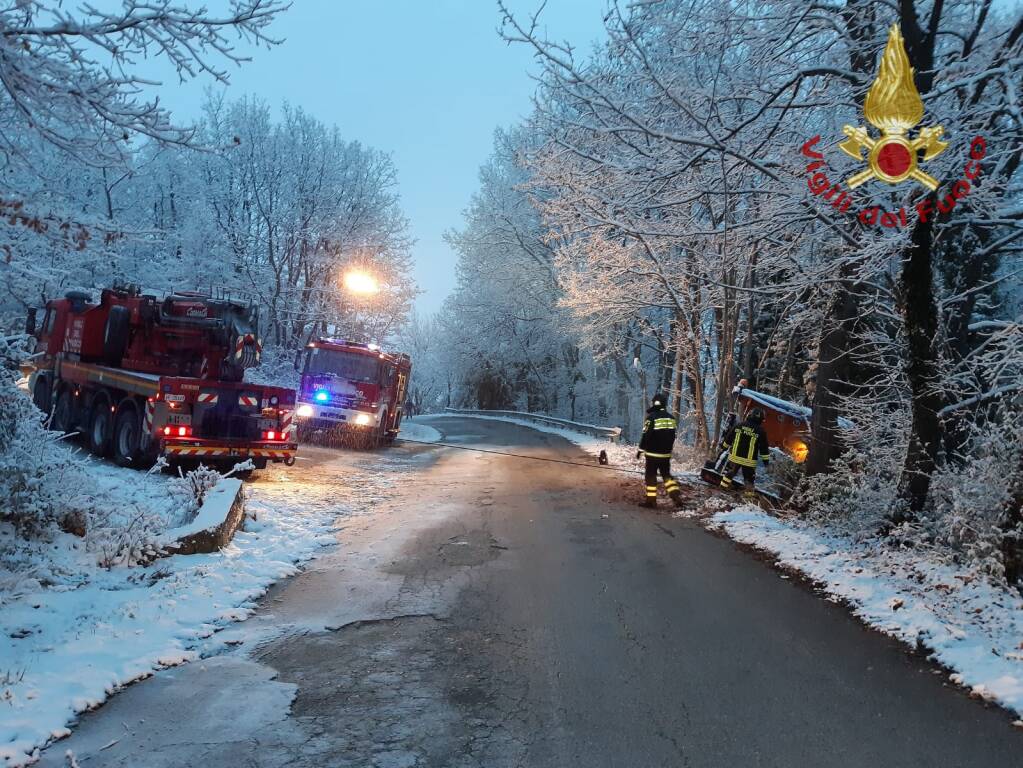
[{"left": 343, "top": 270, "right": 379, "bottom": 295}]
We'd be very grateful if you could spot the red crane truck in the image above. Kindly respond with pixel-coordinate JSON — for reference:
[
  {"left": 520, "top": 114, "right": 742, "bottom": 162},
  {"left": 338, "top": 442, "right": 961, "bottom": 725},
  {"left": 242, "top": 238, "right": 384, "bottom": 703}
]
[
  {"left": 25, "top": 285, "right": 298, "bottom": 471},
  {"left": 294, "top": 338, "right": 411, "bottom": 448}
]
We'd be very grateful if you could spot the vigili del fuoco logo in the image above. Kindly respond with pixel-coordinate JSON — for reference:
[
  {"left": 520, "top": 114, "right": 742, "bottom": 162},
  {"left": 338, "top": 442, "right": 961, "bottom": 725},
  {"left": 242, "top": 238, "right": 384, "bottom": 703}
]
[{"left": 801, "top": 24, "right": 987, "bottom": 229}]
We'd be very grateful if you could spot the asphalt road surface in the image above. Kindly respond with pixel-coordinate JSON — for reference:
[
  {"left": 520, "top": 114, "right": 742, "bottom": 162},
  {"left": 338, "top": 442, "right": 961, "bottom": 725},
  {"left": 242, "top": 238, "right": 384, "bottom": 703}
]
[{"left": 40, "top": 416, "right": 1020, "bottom": 767}]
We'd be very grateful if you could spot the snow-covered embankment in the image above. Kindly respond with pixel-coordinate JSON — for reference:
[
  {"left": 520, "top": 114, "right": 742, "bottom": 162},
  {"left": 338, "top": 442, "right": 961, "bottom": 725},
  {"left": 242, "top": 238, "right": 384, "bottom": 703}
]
[{"left": 0, "top": 457, "right": 344, "bottom": 766}]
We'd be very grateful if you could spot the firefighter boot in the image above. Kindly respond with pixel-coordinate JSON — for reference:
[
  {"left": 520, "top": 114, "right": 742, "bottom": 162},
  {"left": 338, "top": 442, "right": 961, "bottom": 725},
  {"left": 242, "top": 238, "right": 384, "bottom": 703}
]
[
  {"left": 664, "top": 477, "right": 684, "bottom": 508},
  {"left": 639, "top": 485, "right": 658, "bottom": 508}
]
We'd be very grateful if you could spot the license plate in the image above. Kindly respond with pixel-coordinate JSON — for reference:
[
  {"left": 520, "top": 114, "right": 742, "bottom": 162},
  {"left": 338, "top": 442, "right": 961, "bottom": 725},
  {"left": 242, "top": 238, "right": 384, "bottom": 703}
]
[
  {"left": 257, "top": 418, "right": 277, "bottom": 431},
  {"left": 167, "top": 413, "right": 192, "bottom": 426}
]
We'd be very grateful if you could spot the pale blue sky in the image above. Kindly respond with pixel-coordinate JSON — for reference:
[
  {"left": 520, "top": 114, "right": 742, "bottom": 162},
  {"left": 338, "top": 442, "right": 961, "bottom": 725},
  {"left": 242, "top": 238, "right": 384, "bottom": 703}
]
[{"left": 142, "top": 1, "right": 609, "bottom": 313}]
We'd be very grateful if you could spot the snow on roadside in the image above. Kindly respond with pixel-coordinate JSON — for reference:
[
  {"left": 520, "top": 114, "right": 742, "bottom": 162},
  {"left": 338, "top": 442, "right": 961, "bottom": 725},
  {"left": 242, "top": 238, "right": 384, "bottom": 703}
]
[
  {"left": 398, "top": 418, "right": 443, "bottom": 444},
  {"left": 0, "top": 457, "right": 361, "bottom": 767},
  {"left": 711, "top": 506, "right": 1023, "bottom": 719}
]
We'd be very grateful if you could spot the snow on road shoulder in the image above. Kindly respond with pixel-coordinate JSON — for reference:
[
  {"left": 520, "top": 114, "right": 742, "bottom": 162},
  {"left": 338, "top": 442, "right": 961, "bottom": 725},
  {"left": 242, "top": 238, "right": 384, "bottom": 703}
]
[
  {"left": 0, "top": 456, "right": 370, "bottom": 767},
  {"left": 712, "top": 506, "right": 1023, "bottom": 719},
  {"left": 398, "top": 418, "right": 443, "bottom": 444}
]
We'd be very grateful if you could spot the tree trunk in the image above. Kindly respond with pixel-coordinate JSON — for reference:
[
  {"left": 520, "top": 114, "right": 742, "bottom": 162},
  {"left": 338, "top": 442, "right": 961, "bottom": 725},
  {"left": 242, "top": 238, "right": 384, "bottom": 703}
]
[
  {"left": 669, "top": 322, "right": 683, "bottom": 417},
  {"left": 741, "top": 249, "right": 759, "bottom": 382},
  {"left": 895, "top": 203, "right": 945, "bottom": 515},
  {"left": 806, "top": 278, "right": 858, "bottom": 475},
  {"left": 1002, "top": 447, "right": 1023, "bottom": 585}
]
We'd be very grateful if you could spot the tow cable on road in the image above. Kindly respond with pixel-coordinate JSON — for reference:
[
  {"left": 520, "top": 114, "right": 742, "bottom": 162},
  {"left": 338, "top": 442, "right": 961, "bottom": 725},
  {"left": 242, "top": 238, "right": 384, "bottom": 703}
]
[{"left": 395, "top": 438, "right": 781, "bottom": 508}]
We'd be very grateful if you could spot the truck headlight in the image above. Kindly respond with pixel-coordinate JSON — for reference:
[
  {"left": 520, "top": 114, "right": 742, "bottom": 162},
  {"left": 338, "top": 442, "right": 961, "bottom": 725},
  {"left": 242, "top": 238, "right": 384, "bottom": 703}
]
[
  {"left": 354, "top": 413, "right": 371, "bottom": 426},
  {"left": 296, "top": 404, "right": 314, "bottom": 418}
]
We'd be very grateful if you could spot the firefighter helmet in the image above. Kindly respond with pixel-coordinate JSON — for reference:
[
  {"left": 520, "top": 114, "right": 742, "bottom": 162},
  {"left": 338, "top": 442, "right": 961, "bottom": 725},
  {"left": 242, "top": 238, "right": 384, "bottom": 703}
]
[
  {"left": 748, "top": 407, "right": 765, "bottom": 424},
  {"left": 651, "top": 393, "right": 667, "bottom": 407}
]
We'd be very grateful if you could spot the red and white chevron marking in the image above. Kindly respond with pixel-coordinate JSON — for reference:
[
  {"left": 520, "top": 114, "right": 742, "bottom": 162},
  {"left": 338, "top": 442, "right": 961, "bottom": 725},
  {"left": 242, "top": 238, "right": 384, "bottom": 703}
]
[
  {"left": 164, "top": 445, "right": 295, "bottom": 460},
  {"left": 165, "top": 446, "right": 229, "bottom": 457},
  {"left": 238, "top": 395, "right": 259, "bottom": 407},
  {"left": 235, "top": 333, "right": 259, "bottom": 360},
  {"left": 279, "top": 409, "right": 294, "bottom": 440},
  {"left": 197, "top": 392, "right": 219, "bottom": 404},
  {"left": 144, "top": 400, "right": 154, "bottom": 435},
  {"left": 249, "top": 449, "right": 293, "bottom": 459}
]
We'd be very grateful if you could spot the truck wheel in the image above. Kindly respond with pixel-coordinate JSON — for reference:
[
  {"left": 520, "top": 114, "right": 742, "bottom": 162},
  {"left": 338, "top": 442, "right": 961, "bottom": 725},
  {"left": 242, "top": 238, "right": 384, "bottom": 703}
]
[
  {"left": 50, "top": 388, "right": 75, "bottom": 434},
  {"left": 88, "top": 398, "right": 114, "bottom": 457},
  {"left": 112, "top": 403, "right": 142, "bottom": 467},
  {"left": 103, "top": 306, "right": 131, "bottom": 366},
  {"left": 32, "top": 376, "right": 52, "bottom": 415}
]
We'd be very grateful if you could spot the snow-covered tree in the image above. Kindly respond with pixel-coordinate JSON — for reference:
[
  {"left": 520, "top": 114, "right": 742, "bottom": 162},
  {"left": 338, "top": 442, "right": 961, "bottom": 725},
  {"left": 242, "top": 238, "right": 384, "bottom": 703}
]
[{"left": 0, "top": 1, "right": 288, "bottom": 323}]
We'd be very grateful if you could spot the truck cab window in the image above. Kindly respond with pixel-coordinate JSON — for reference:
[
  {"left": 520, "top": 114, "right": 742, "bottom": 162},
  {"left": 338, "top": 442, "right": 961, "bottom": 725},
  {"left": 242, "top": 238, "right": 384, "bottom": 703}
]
[{"left": 306, "top": 348, "right": 381, "bottom": 383}]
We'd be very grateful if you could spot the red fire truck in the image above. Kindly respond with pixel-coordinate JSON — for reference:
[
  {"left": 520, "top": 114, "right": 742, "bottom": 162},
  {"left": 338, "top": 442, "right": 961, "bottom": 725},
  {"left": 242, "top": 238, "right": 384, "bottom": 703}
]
[
  {"left": 294, "top": 338, "right": 411, "bottom": 447},
  {"left": 25, "top": 285, "right": 298, "bottom": 471}
]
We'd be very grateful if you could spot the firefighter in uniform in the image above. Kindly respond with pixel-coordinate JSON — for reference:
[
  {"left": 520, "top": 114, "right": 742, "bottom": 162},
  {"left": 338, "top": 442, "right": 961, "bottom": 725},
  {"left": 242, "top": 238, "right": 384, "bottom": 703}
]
[
  {"left": 719, "top": 407, "right": 771, "bottom": 497},
  {"left": 636, "top": 393, "right": 683, "bottom": 508}
]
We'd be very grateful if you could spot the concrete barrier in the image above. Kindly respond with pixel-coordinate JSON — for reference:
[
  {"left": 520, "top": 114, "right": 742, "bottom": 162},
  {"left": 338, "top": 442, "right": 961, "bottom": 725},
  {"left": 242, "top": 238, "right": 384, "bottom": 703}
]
[
  {"left": 160, "top": 478, "right": 246, "bottom": 556},
  {"left": 442, "top": 408, "right": 621, "bottom": 442}
]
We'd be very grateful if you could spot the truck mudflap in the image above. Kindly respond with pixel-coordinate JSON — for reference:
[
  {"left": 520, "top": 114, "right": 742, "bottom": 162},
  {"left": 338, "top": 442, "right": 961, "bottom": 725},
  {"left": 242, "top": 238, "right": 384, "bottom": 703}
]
[{"left": 163, "top": 442, "right": 297, "bottom": 461}]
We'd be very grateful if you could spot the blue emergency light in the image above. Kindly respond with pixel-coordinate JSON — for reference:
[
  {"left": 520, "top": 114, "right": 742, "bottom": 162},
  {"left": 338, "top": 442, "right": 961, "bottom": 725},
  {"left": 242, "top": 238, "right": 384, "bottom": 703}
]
[{"left": 314, "top": 390, "right": 330, "bottom": 403}]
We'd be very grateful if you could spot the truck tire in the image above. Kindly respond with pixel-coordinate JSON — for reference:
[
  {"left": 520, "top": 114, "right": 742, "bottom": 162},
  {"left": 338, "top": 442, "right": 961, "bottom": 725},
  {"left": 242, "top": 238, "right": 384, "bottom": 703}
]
[
  {"left": 50, "top": 388, "right": 75, "bottom": 434},
  {"left": 32, "top": 376, "right": 52, "bottom": 415},
  {"left": 103, "top": 306, "right": 131, "bottom": 366},
  {"left": 112, "top": 402, "right": 143, "bottom": 467},
  {"left": 88, "top": 395, "right": 114, "bottom": 457},
  {"left": 385, "top": 411, "right": 401, "bottom": 445},
  {"left": 370, "top": 409, "right": 388, "bottom": 449}
]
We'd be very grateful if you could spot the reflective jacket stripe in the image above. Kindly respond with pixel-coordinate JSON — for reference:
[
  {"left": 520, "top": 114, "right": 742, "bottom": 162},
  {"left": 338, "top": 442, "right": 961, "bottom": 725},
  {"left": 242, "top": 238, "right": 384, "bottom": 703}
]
[
  {"left": 640, "top": 407, "right": 677, "bottom": 456},
  {"left": 729, "top": 426, "right": 762, "bottom": 467},
  {"left": 729, "top": 454, "right": 758, "bottom": 467}
]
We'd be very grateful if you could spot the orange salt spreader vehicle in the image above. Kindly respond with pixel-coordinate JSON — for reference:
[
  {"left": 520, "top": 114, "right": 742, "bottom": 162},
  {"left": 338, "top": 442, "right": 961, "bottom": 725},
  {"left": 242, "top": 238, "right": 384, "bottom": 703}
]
[{"left": 699, "top": 380, "right": 853, "bottom": 496}]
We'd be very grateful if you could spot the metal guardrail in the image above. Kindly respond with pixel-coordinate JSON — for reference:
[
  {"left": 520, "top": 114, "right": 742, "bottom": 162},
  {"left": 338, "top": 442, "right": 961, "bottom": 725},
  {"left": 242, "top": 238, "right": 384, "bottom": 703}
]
[{"left": 442, "top": 408, "right": 622, "bottom": 442}]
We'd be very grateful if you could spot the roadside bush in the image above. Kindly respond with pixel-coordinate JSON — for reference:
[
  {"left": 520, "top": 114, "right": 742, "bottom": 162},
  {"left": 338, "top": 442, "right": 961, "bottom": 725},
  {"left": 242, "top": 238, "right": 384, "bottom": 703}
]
[
  {"left": 0, "top": 336, "right": 81, "bottom": 535},
  {"left": 87, "top": 504, "right": 167, "bottom": 567},
  {"left": 929, "top": 414, "right": 1023, "bottom": 585},
  {"left": 795, "top": 444, "right": 899, "bottom": 536},
  {"left": 170, "top": 460, "right": 249, "bottom": 513},
  {"left": 173, "top": 464, "right": 224, "bottom": 510}
]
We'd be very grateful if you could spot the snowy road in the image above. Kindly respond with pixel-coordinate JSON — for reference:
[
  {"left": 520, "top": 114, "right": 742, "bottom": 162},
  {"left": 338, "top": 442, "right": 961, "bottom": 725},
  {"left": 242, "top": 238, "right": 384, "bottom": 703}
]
[{"left": 40, "top": 417, "right": 1020, "bottom": 767}]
